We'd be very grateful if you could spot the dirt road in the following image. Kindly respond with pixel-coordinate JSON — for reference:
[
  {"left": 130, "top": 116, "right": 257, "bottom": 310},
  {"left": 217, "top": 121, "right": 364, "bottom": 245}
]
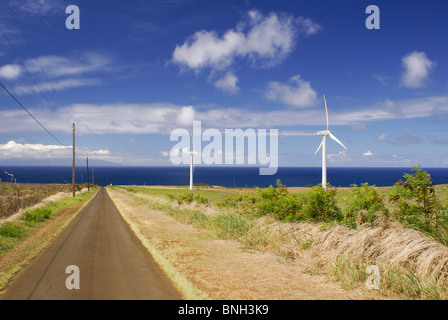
[{"left": 1, "top": 188, "right": 182, "bottom": 300}]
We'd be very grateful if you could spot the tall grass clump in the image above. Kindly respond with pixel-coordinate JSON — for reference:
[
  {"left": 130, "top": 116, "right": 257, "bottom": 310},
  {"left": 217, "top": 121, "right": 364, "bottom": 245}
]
[{"left": 211, "top": 213, "right": 251, "bottom": 238}]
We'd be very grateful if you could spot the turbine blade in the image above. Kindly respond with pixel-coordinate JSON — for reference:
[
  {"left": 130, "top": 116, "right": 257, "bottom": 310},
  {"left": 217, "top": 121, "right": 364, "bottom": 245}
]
[
  {"left": 314, "top": 140, "right": 324, "bottom": 155},
  {"left": 329, "top": 132, "right": 347, "bottom": 150},
  {"left": 323, "top": 94, "right": 329, "bottom": 131}
]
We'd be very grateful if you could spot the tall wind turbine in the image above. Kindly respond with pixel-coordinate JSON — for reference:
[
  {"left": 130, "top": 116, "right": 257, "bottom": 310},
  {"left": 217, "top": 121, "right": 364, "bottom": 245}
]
[{"left": 314, "top": 95, "right": 347, "bottom": 190}]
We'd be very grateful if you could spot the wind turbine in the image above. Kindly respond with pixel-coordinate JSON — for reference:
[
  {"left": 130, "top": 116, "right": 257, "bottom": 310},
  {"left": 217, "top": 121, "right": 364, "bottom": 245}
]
[{"left": 314, "top": 95, "right": 347, "bottom": 190}]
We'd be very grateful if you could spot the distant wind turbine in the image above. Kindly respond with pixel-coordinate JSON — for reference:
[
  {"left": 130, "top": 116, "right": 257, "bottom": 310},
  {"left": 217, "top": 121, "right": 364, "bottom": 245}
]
[{"left": 314, "top": 95, "right": 347, "bottom": 190}]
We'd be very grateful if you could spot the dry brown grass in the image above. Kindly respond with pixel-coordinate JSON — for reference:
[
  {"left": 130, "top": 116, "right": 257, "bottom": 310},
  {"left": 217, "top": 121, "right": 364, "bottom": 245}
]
[{"left": 309, "top": 222, "right": 448, "bottom": 279}]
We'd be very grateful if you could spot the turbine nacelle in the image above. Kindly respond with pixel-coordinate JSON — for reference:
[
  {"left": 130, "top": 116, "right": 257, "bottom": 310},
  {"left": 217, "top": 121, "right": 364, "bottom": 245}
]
[{"left": 317, "top": 130, "right": 330, "bottom": 136}]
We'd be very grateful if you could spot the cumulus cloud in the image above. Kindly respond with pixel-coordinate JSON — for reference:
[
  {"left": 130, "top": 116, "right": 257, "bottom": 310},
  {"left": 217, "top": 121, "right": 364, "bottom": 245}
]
[
  {"left": 173, "top": 10, "right": 320, "bottom": 70},
  {"left": 214, "top": 71, "right": 239, "bottom": 94},
  {"left": 265, "top": 75, "right": 317, "bottom": 107},
  {"left": 0, "top": 64, "right": 21, "bottom": 79},
  {"left": 401, "top": 51, "right": 435, "bottom": 88},
  {"left": 0, "top": 140, "right": 69, "bottom": 159},
  {"left": 176, "top": 106, "right": 196, "bottom": 126},
  {"left": 172, "top": 10, "right": 321, "bottom": 94}
]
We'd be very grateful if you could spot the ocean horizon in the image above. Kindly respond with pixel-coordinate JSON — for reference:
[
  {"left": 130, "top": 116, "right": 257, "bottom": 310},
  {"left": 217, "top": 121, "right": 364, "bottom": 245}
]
[{"left": 1, "top": 166, "right": 448, "bottom": 188}]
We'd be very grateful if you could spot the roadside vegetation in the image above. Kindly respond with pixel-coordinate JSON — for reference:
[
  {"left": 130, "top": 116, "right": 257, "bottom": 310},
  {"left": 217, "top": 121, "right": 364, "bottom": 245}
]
[
  {"left": 0, "top": 182, "right": 89, "bottom": 219},
  {"left": 0, "top": 186, "right": 98, "bottom": 291},
  {"left": 0, "top": 186, "right": 97, "bottom": 258},
  {"left": 113, "top": 165, "right": 448, "bottom": 299}
]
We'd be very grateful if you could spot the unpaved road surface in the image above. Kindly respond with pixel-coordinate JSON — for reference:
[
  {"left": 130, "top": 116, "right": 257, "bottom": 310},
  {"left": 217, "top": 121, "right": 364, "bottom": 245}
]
[{"left": 1, "top": 188, "right": 181, "bottom": 300}]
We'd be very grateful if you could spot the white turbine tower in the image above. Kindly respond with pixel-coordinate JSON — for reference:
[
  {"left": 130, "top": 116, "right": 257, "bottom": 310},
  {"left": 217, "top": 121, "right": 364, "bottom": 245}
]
[
  {"left": 314, "top": 95, "right": 347, "bottom": 190},
  {"left": 189, "top": 140, "right": 197, "bottom": 191}
]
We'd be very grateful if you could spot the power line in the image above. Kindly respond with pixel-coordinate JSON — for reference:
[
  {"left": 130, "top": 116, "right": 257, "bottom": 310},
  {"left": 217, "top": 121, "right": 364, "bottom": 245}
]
[
  {"left": 0, "top": 80, "right": 73, "bottom": 152},
  {"left": 0, "top": 3, "right": 88, "bottom": 167},
  {"left": 4, "top": 0, "right": 67, "bottom": 116},
  {"left": 0, "top": 26, "right": 64, "bottom": 125}
]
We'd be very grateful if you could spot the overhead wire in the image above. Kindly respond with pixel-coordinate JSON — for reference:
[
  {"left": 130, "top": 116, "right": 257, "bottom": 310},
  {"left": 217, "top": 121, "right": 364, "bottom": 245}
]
[
  {"left": 0, "top": 1, "right": 88, "bottom": 167},
  {"left": 4, "top": 0, "right": 67, "bottom": 120},
  {"left": 0, "top": 80, "right": 72, "bottom": 152}
]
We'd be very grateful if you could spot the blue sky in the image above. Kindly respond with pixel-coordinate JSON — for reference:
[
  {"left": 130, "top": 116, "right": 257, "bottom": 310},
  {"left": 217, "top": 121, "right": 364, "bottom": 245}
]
[{"left": 0, "top": 0, "right": 447, "bottom": 168}]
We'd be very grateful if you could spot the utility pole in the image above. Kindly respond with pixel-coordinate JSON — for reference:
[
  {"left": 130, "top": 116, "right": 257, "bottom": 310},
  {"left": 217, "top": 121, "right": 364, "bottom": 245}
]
[
  {"left": 87, "top": 157, "right": 90, "bottom": 191},
  {"left": 72, "top": 123, "right": 76, "bottom": 197}
]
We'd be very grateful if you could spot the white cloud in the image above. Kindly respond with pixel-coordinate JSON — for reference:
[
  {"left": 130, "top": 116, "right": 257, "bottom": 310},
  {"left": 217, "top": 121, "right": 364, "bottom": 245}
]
[
  {"left": 265, "top": 75, "right": 317, "bottom": 107},
  {"left": 2, "top": 53, "right": 113, "bottom": 95},
  {"left": 92, "top": 149, "right": 110, "bottom": 155},
  {"left": 0, "top": 140, "right": 121, "bottom": 163},
  {"left": 0, "top": 140, "right": 68, "bottom": 159},
  {"left": 295, "top": 16, "right": 322, "bottom": 36},
  {"left": 214, "top": 71, "right": 239, "bottom": 94},
  {"left": 401, "top": 51, "right": 435, "bottom": 88},
  {"left": 176, "top": 106, "right": 196, "bottom": 127},
  {"left": 14, "top": 78, "right": 101, "bottom": 95},
  {"left": 172, "top": 10, "right": 320, "bottom": 71},
  {"left": 376, "top": 133, "right": 389, "bottom": 143},
  {"left": 25, "top": 52, "right": 112, "bottom": 78},
  {"left": 0, "top": 64, "right": 21, "bottom": 79},
  {"left": 363, "top": 150, "right": 374, "bottom": 156},
  {"left": 1, "top": 95, "right": 447, "bottom": 136}
]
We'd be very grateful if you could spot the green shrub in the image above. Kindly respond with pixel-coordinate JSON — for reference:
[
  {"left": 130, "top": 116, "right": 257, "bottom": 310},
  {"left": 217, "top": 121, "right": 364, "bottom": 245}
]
[
  {"left": 254, "top": 180, "right": 303, "bottom": 221},
  {"left": 301, "top": 185, "right": 342, "bottom": 222},
  {"left": 193, "top": 194, "right": 209, "bottom": 204},
  {"left": 0, "top": 222, "right": 27, "bottom": 239},
  {"left": 345, "top": 183, "right": 389, "bottom": 227},
  {"left": 170, "top": 192, "right": 209, "bottom": 205},
  {"left": 20, "top": 207, "right": 53, "bottom": 226},
  {"left": 389, "top": 165, "right": 447, "bottom": 243}
]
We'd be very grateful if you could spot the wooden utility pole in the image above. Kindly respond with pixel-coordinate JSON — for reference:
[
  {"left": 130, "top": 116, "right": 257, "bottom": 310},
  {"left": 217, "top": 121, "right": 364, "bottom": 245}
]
[
  {"left": 72, "top": 123, "right": 76, "bottom": 197},
  {"left": 87, "top": 157, "right": 90, "bottom": 191}
]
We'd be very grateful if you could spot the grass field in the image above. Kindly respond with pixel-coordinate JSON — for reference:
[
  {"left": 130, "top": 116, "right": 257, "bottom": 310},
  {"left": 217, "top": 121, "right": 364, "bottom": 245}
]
[{"left": 112, "top": 171, "right": 448, "bottom": 299}]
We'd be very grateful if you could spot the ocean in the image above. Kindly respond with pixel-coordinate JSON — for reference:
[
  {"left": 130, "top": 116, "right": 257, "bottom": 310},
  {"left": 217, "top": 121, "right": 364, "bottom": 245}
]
[{"left": 1, "top": 166, "right": 448, "bottom": 188}]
